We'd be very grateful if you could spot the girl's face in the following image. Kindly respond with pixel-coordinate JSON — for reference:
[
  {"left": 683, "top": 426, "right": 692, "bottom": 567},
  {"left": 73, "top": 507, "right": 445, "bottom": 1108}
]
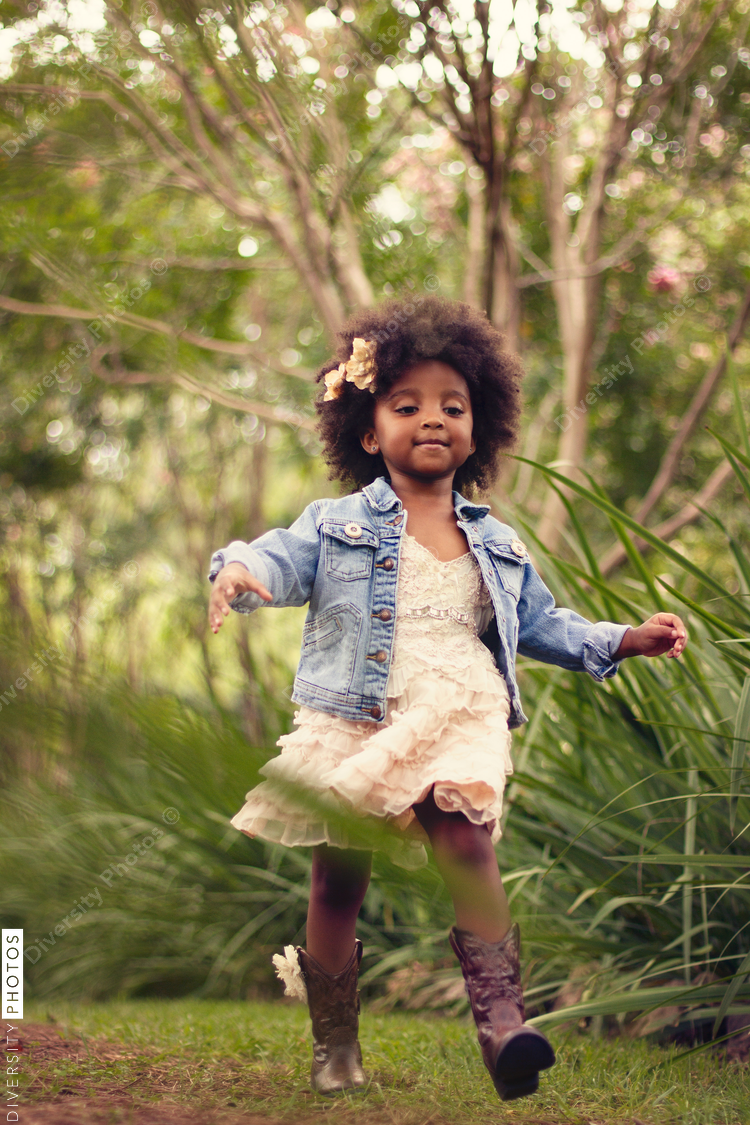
[{"left": 360, "top": 361, "right": 475, "bottom": 485}]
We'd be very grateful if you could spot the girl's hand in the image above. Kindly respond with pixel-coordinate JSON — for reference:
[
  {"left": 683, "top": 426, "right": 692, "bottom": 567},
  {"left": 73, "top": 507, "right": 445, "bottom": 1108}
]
[
  {"left": 209, "top": 562, "right": 272, "bottom": 633},
  {"left": 614, "top": 613, "right": 688, "bottom": 660}
]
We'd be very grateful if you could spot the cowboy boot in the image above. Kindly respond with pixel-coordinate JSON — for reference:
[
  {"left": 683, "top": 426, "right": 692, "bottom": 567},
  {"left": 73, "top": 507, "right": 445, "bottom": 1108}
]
[
  {"left": 449, "top": 923, "right": 555, "bottom": 1101},
  {"left": 296, "top": 940, "right": 367, "bottom": 1095}
]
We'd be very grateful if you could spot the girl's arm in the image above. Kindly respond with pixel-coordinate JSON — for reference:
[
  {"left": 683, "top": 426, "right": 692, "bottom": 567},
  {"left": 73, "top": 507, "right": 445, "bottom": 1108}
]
[
  {"left": 514, "top": 561, "right": 633, "bottom": 680},
  {"left": 207, "top": 501, "right": 321, "bottom": 617},
  {"left": 515, "top": 563, "right": 686, "bottom": 676}
]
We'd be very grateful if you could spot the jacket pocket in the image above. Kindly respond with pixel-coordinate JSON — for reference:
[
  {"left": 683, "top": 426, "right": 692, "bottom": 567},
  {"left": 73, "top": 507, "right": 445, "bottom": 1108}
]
[
  {"left": 321, "top": 518, "right": 378, "bottom": 582},
  {"left": 485, "top": 542, "right": 525, "bottom": 601},
  {"left": 300, "top": 603, "right": 362, "bottom": 693}
]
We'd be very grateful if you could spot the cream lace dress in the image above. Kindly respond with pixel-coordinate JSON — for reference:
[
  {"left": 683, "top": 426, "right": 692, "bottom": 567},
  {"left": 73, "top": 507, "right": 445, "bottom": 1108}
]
[{"left": 230, "top": 530, "right": 515, "bottom": 869}]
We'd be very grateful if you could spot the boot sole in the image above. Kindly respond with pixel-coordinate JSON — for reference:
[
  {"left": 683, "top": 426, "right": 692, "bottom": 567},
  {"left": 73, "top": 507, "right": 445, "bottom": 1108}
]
[
  {"left": 494, "top": 1071, "right": 540, "bottom": 1101},
  {"left": 491, "top": 1029, "right": 556, "bottom": 1102},
  {"left": 313, "top": 1078, "right": 368, "bottom": 1096}
]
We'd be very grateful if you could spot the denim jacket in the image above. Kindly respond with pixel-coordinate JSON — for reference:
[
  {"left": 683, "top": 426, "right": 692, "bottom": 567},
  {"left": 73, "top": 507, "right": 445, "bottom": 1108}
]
[{"left": 208, "top": 476, "right": 630, "bottom": 730}]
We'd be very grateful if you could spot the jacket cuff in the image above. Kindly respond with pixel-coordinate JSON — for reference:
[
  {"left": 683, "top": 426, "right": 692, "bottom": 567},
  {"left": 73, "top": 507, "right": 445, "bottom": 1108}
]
[
  {"left": 207, "top": 544, "right": 270, "bottom": 615},
  {"left": 582, "top": 622, "right": 632, "bottom": 680}
]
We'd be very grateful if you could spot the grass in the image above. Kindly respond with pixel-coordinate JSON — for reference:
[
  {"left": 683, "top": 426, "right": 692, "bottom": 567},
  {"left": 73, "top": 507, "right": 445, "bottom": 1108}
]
[{"left": 21, "top": 998, "right": 750, "bottom": 1124}]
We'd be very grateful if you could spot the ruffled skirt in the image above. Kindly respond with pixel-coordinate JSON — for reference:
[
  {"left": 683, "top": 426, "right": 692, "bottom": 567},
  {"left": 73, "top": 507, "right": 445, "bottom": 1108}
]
[{"left": 230, "top": 653, "right": 514, "bottom": 870}]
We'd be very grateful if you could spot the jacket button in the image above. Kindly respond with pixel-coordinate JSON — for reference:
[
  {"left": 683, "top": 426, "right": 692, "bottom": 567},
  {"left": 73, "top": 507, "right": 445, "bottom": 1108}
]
[
  {"left": 378, "top": 608, "right": 392, "bottom": 621},
  {"left": 345, "top": 522, "right": 362, "bottom": 538},
  {"left": 382, "top": 557, "right": 394, "bottom": 570},
  {"left": 374, "top": 650, "right": 387, "bottom": 662},
  {"left": 369, "top": 705, "right": 382, "bottom": 719},
  {"left": 510, "top": 538, "right": 526, "bottom": 557}
]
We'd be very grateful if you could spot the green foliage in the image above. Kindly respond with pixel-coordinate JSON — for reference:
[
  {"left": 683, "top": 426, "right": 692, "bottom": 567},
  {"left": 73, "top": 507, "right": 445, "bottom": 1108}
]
[
  {"left": 486, "top": 417, "right": 750, "bottom": 1034},
  {"left": 0, "top": 673, "right": 304, "bottom": 1000}
]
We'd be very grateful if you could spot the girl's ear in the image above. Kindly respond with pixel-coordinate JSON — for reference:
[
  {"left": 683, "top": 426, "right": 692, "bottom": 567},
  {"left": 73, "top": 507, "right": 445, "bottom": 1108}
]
[{"left": 360, "top": 429, "right": 379, "bottom": 455}]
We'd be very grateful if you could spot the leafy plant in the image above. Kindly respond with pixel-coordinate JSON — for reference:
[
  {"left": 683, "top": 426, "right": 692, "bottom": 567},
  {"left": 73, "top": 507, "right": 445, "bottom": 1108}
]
[{"left": 482, "top": 399, "right": 750, "bottom": 1038}]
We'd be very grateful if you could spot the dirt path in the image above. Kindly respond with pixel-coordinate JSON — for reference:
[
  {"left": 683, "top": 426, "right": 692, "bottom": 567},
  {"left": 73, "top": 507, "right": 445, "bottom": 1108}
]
[
  {"left": 18, "top": 1106, "right": 280, "bottom": 1125},
  {"left": 14, "top": 1023, "right": 289, "bottom": 1125}
]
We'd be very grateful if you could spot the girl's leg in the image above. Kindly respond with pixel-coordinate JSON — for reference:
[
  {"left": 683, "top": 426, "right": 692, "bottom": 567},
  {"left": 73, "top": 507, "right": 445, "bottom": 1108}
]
[
  {"left": 412, "top": 788, "right": 511, "bottom": 942},
  {"left": 413, "top": 790, "right": 555, "bottom": 1102},
  {"left": 300, "top": 844, "right": 371, "bottom": 1094},
  {"left": 306, "top": 843, "right": 372, "bottom": 973}
]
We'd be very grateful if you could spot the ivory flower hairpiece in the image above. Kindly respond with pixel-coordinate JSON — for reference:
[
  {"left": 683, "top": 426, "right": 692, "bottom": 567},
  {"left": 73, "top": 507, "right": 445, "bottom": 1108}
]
[{"left": 323, "top": 337, "right": 378, "bottom": 401}]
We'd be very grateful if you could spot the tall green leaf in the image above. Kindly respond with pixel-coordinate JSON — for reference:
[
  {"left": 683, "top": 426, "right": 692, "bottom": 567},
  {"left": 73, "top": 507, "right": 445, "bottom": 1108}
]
[{"left": 731, "top": 675, "right": 750, "bottom": 834}]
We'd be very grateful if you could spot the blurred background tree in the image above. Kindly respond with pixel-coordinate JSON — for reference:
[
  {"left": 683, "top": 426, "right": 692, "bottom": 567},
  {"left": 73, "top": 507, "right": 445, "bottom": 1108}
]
[{"left": 1, "top": 0, "right": 749, "bottom": 1032}]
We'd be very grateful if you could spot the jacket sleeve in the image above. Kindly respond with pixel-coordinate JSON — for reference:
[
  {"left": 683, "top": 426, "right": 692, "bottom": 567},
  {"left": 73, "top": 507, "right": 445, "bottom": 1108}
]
[
  {"left": 207, "top": 502, "right": 321, "bottom": 615},
  {"left": 516, "top": 559, "right": 632, "bottom": 680}
]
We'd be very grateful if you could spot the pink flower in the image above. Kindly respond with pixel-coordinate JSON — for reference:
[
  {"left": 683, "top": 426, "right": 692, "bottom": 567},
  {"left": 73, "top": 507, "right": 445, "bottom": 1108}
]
[{"left": 647, "top": 265, "right": 681, "bottom": 293}]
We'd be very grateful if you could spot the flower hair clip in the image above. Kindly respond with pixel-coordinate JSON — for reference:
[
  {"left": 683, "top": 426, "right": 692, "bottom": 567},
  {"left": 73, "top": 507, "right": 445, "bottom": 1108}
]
[{"left": 323, "top": 337, "right": 377, "bottom": 401}]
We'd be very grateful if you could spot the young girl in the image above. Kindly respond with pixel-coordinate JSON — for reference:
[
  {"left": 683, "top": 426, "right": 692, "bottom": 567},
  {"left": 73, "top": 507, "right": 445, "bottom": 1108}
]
[{"left": 207, "top": 296, "right": 687, "bottom": 1102}]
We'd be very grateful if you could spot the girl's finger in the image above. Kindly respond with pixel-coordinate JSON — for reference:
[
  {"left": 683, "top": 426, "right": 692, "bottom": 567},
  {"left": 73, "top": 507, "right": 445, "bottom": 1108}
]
[{"left": 652, "top": 623, "right": 677, "bottom": 637}]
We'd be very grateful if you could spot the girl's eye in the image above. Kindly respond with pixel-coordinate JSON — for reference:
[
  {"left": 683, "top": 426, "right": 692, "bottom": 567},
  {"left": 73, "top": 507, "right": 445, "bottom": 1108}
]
[{"left": 395, "top": 405, "right": 464, "bottom": 415}]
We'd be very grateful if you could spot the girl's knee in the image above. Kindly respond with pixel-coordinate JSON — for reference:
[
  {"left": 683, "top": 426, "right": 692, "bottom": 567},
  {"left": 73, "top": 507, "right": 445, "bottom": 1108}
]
[
  {"left": 432, "top": 819, "right": 495, "bottom": 870},
  {"left": 311, "top": 847, "right": 371, "bottom": 910}
]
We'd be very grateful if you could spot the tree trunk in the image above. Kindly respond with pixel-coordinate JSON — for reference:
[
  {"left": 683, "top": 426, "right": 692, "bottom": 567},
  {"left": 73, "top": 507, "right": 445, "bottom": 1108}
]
[
  {"left": 333, "top": 202, "right": 375, "bottom": 311},
  {"left": 463, "top": 172, "right": 484, "bottom": 309},
  {"left": 536, "top": 141, "right": 601, "bottom": 548},
  {"left": 491, "top": 198, "right": 521, "bottom": 354}
]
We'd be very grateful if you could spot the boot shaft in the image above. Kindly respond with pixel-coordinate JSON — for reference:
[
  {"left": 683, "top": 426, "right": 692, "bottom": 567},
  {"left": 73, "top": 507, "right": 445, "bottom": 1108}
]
[
  {"left": 297, "top": 940, "right": 363, "bottom": 1042},
  {"left": 449, "top": 923, "right": 525, "bottom": 1022}
]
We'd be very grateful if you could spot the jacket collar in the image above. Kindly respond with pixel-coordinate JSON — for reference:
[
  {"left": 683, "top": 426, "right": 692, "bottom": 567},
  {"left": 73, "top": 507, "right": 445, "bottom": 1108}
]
[{"left": 362, "top": 476, "right": 490, "bottom": 521}]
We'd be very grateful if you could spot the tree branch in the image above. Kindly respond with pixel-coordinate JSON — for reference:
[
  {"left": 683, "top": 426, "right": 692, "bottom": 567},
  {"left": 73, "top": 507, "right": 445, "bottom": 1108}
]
[
  {"left": 596, "top": 283, "right": 750, "bottom": 574},
  {"left": 633, "top": 281, "right": 750, "bottom": 524},
  {"left": 171, "top": 372, "right": 316, "bottom": 430},
  {"left": 94, "top": 254, "right": 290, "bottom": 271},
  {"left": 86, "top": 346, "right": 316, "bottom": 430},
  {"left": 3, "top": 82, "right": 220, "bottom": 198},
  {"left": 513, "top": 206, "right": 672, "bottom": 287},
  {"left": 0, "top": 293, "right": 312, "bottom": 377},
  {"left": 599, "top": 460, "right": 735, "bottom": 576}
]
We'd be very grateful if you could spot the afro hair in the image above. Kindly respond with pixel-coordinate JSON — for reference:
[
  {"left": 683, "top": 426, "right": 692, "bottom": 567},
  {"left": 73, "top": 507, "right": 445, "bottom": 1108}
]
[{"left": 314, "top": 295, "right": 523, "bottom": 495}]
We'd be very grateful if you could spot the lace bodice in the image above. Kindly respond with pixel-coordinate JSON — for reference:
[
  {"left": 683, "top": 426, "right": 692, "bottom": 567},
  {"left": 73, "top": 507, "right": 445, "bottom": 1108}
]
[{"left": 391, "top": 533, "right": 498, "bottom": 675}]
